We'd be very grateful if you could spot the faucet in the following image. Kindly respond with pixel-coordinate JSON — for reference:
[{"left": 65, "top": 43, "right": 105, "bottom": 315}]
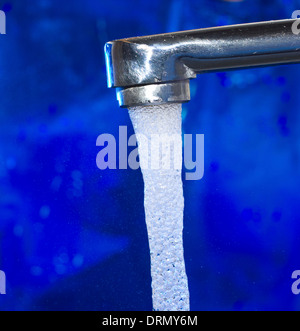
[{"left": 105, "top": 19, "right": 300, "bottom": 108}]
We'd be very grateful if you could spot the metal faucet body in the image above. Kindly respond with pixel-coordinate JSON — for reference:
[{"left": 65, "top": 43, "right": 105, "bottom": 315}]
[{"left": 105, "top": 19, "right": 300, "bottom": 107}]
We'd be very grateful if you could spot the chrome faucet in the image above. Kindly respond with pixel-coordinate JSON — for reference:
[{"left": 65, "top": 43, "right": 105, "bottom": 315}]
[{"left": 105, "top": 19, "right": 300, "bottom": 108}]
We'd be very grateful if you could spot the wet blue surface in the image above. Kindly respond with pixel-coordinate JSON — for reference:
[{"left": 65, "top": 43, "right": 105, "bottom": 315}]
[{"left": 0, "top": 0, "right": 300, "bottom": 311}]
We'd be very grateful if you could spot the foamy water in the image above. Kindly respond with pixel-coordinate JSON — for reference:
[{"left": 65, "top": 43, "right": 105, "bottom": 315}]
[{"left": 129, "top": 103, "right": 190, "bottom": 311}]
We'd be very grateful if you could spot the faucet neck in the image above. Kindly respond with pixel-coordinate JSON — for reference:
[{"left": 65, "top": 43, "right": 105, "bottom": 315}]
[{"left": 105, "top": 19, "right": 300, "bottom": 107}]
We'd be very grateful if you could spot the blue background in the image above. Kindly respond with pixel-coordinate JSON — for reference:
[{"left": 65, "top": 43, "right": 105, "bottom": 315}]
[{"left": 0, "top": 0, "right": 300, "bottom": 311}]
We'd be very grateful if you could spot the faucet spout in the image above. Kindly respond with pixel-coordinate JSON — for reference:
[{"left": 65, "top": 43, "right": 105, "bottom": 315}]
[{"left": 105, "top": 19, "right": 300, "bottom": 107}]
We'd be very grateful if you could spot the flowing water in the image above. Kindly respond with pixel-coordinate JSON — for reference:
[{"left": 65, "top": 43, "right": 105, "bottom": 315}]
[{"left": 129, "top": 103, "right": 190, "bottom": 311}]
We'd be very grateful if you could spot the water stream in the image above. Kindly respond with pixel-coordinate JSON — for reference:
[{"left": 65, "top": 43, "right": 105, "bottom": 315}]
[{"left": 129, "top": 103, "right": 190, "bottom": 311}]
